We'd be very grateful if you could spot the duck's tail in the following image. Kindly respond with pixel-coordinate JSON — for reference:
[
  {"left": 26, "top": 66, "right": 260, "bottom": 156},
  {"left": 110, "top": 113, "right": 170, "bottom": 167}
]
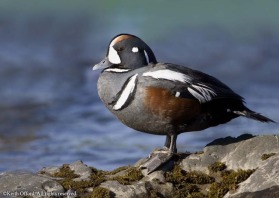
[{"left": 233, "top": 109, "right": 275, "bottom": 123}]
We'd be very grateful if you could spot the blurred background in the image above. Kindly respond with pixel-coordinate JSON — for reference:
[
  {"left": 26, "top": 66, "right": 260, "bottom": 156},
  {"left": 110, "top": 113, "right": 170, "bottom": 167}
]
[{"left": 0, "top": 0, "right": 278, "bottom": 172}]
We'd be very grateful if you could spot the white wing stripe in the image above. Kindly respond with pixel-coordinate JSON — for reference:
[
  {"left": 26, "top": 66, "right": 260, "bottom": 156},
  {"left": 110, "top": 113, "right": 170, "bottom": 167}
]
[
  {"left": 113, "top": 74, "right": 138, "bottom": 110},
  {"left": 142, "top": 70, "right": 191, "bottom": 83},
  {"left": 188, "top": 88, "right": 206, "bottom": 103},
  {"left": 142, "top": 69, "right": 217, "bottom": 103},
  {"left": 190, "top": 84, "right": 216, "bottom": 103},
  {"left": 196, "top": 83, "right": 217, "bottom": 96}
]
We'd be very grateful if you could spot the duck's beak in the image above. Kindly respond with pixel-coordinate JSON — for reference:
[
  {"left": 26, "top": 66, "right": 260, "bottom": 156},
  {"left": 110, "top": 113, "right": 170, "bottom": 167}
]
[{"left": 92, "top": 57, "right": 113, "bottom": 70}]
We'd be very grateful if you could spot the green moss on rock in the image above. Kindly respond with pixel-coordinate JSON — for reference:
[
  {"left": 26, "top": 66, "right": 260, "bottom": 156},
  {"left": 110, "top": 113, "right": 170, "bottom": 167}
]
[
  {"left": 164, "top": 164, "right": 254, "bottom": 198},
  {"left": 166, "top": 165, "right": 215, "bottom": 185},
  {"left": 88, "top": 187, "right": 114, "bottom": 198},
  {"left": 50, "top": 164, "right": 141, "bottom": 196},
  {"left": 186, "top": 171, "right": 215, "bottom": 184},
  {"left": 110, "top": 167, "right": 144, "bottom": 185},
  {"left": 107, "top": 166, "right": 130, "bottom": 175},
  {"left": 208, "top": 162, "right": 227, "bottom": 173},
  {"left": 144, "top": 182, "right": 166, "bottom": 198},
  {"left": 172, "top": 184, "right": 200, "bottom": 198},
  {"left": 48, "top": 161, "right": 256, "bottom": 198},
  {"left": 53, "top": 164, "right": 79, "bottom": 179},
  {"left": 165, "top": 164, "right": 214, "bottom": 197},
  {"left": 186, "top": 192, "right": 206, "bottom": 198},
  {"left": 52, "top": 164, "right": 106, "bottom": 194},
  {"left": 261, "top": 153, "right": 276, "bottom": 161},
  {"left": 208, "top": 169, "right": 255, "bottom": 198}
]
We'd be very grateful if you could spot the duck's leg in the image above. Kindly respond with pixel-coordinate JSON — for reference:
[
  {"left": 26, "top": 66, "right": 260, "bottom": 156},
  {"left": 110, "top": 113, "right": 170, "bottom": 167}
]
[
  {"left": 164, "top": 134, "right": 171, "bottom": 148},
  {"left": 156, "top": 134, "right": 171, "bottom": 152},
  {"left": 140, "top": 134, "right": 177, "bottom": 174},
  {"left": 163, "top": 134, "right": 177, "bottom": 152},
  {"left": 168, "top": 134, "right": 177, "bottom": 154}
]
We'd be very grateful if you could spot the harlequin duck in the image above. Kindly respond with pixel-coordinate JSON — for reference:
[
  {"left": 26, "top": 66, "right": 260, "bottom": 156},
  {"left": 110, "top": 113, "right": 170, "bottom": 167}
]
[{"left": 93, "top": 34, "right": 274, "bottom": 169}]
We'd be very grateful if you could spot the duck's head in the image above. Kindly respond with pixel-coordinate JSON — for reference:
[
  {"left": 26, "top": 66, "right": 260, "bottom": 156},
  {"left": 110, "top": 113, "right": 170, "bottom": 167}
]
[{"left": 93, "top": 34, "right": 157, "bottom": 71}]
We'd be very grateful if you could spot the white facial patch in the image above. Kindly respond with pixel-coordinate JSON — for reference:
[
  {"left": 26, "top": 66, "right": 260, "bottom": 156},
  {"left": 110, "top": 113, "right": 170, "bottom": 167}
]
[
  {"left": 108, "top": 45, "right": 121, "bottom": 64},
  {"left": 113, "top": 74, "right": 138, "bottom": 110},
  {"left": 142, "top": 70, "right": 191, "bottom": 83},
  {"left": 132, "top": 47, "right": 139, "bottom": 53},
  {"left": 144, "top": 50, "right": 150, "bottom": 63}
]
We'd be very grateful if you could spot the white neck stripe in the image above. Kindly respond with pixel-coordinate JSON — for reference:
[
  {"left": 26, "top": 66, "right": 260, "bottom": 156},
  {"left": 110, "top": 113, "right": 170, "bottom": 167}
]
[
  {"left": 105, "top": 68, "right": 131, "bottom": 73},
  {"left": 113, "top": 74, "right": 138, "bottom": 110}
]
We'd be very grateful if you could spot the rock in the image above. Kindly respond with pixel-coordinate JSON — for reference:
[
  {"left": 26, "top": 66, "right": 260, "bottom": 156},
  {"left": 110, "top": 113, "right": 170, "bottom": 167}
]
[
  {"left": 39, "top": 166, "right": 61, "bottom": 176},
  {"left": 230, "top": 186, "right": 279, "bottom": 198},
  {"left": 225, "top": 154, "right": 279, "bottom": 198},
  {"left": 0, "top": 171, "right": 64, "bottom": 198},
  {"left": 40, "top": 160, "right": 92, "bottom": 181},
  {"left": 0, "top": 134, "right": 278, "bottom": 198},
  {"left": 68, "top": 160, "right": 92, "bottom": 181},
  {"left": 141, "top": 170, "right": 166, "bottom": 183},
  {"left": 181, "top": 134, "right": 279, "bottom": 173},
  {"left": 100, "top": 180, "right": 136, "bottom": 198}
]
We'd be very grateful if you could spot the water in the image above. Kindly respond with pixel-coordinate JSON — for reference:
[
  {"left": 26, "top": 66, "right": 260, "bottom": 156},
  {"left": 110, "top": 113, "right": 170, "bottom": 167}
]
[{"left": 0, "top": 2, "right": 278, "bottom": 172}]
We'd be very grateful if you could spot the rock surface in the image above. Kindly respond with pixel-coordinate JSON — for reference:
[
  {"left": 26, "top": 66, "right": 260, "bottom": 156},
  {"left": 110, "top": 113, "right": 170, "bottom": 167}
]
[
  {"left": 0, "top": 171, "right": 64, "bottom": 198},
  {"left": 0, "top": 134, "right": 278, "bottom": 198},
  {"left": 182, "top": 134, "right": 279, "bottom": 172},
  {"left": 225, "top": 153, "right": 279, "bottom": 198}
]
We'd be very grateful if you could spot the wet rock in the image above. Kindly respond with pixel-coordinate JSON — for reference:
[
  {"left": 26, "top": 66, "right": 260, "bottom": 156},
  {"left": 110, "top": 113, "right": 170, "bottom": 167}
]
[
  {"left": 39, "top": 166, "right": 61, "bottom": 176},
  {"left": 225, "top": 154, "right": 279, "bottom": 198},
  {"left": 230, "top": 186, "right": 279, "bottom": 198},
  {"left": 0, "top": 135, "right": 278, "bottom": 197},
  {"left": 0, "top": 171, "right": 64, "bottom": 198},
  {"left": 181, "top": 134, "right": 279, "bottom": 173},
  {"left": 68, "top": 160, "right": 92, "bottom": 181},
  {"left": 141, "top": 170, "right": 166, "bottom": 183},
  {"left": 100, "top": 180, "right": 136, "bottom": 198}
]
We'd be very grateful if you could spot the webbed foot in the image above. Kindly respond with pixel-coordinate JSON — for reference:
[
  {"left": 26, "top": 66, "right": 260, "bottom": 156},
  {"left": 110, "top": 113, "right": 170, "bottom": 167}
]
[
  {"left": 138, "top": 134, "right": 178, "bottom": 174},
  {"left": 139, "top": 148, "right": 174, "bottom": 174}
]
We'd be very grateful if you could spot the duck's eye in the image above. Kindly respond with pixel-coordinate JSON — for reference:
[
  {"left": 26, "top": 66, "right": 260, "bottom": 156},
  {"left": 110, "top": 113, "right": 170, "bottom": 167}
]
[{"left": 117, "top": 47, "right": 124, "bottom": 51}]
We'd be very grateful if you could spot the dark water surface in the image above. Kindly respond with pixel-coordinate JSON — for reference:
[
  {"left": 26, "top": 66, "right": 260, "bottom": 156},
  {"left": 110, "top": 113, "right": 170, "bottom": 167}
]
[{"left": 0, "top": 2, "right": 278, "bottom": 172}]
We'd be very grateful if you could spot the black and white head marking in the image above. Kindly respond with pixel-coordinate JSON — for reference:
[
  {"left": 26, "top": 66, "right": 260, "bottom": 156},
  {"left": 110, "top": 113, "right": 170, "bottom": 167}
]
[
  {"left": 107, "top": 34, "right": 133, "bottom": 65},
  {"left": 103, "top": 34, "right": 158, "bottom": 70},
  {"left": 132, "top": 47, "right": 139, "bottom": 53},
  {"left": 131, "top": 47, "right": 150, "bottom": 64},
  {"left": 108, "top": 43, "right": 121, "bottom": 64},
  {"left": 143, "top": 50, "right": 150, "bottom": 64}
]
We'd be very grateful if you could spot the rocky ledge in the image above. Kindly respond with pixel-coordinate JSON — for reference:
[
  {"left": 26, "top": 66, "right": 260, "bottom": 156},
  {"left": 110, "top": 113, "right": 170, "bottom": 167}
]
[{"left": 0, "top": 134, "right": 278, "bottom": 198}]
